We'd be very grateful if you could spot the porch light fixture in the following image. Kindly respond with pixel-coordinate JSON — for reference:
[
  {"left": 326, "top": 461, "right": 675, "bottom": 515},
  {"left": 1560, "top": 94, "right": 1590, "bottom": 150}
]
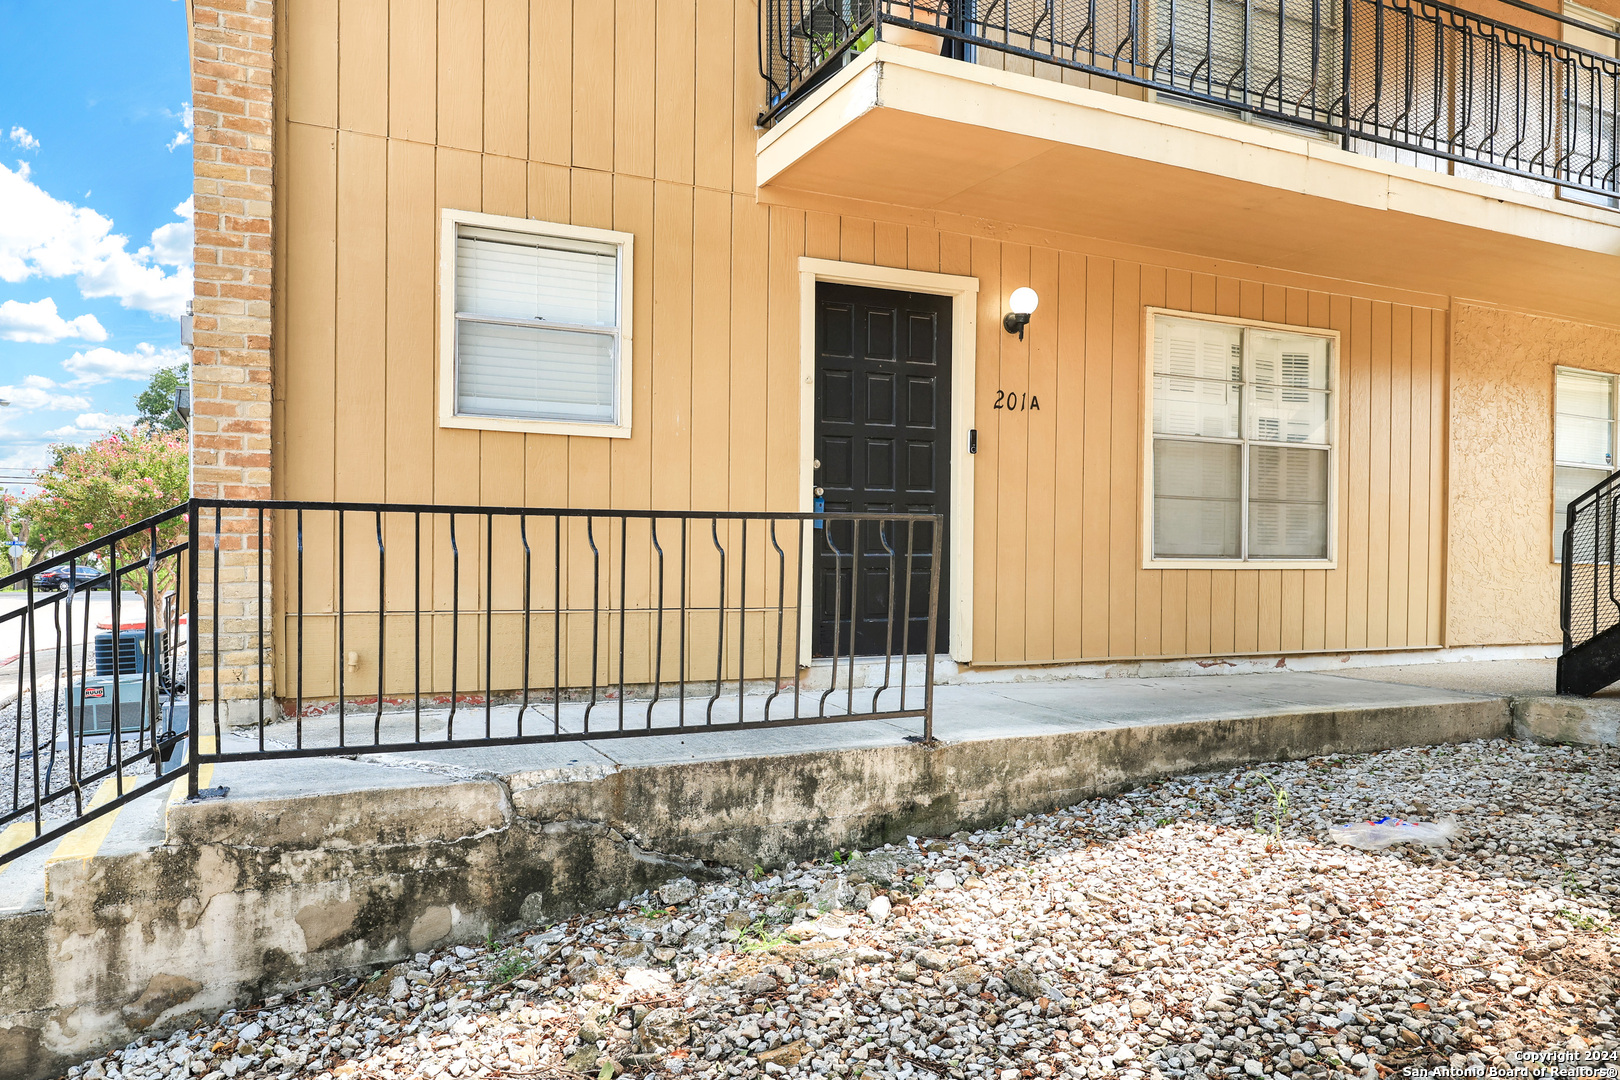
[{"left": 1003, "top": 287, "right": 1039, "bottom": 340}]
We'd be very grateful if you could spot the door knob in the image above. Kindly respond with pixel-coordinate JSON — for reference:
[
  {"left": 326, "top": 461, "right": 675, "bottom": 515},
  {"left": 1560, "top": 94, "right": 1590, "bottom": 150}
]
[
  {"left": 813, "top": 458, "right": 821, "bottom": 470},
  {"left": 814, "top": 487, "right": 824, "bottom": 496}
]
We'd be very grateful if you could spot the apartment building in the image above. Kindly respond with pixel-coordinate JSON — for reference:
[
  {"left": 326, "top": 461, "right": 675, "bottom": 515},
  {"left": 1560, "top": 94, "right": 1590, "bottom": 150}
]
[{"left": 185, "top": 0, "right": 1620, "bottom": 704}]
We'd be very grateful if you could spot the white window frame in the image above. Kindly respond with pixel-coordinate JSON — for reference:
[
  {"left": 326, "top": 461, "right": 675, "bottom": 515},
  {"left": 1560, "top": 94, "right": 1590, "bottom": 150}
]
[
  {"left": 438, "top": 208, "right": 635, "bottom": 438},
  {"left": 1552, "top": 364, "right": 1620, "bottom": 562},
  {"left": 1141, "top": 308, "right": 1340, "bottom": 570}
]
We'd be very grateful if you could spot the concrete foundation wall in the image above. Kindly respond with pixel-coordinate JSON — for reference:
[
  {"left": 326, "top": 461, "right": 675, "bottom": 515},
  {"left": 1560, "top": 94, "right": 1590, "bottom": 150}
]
[
  {"left": 1513, "top": 695, "right": 1620, "bottom": 747},
  {"left": 0, "top": 696, "right": 1509, "bottom": 1080}
]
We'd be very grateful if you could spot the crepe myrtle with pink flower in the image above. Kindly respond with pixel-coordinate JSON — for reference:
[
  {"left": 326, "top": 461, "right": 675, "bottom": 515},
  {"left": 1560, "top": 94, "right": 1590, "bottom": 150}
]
[{"left": 22, "top": 428, "right": 189, "bottom": 602}]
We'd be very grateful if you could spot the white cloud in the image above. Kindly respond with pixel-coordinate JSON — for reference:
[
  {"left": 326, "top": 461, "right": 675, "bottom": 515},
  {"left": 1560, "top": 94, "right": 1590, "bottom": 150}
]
[
  {"left": 0, "top": 444, "right": 54, "bottom": 472},
  {"left": 44, "top": 412, "right": 136, "bottom": 439},
  {"left": 166, "top": 103, "right": 193, "bottom": 152},
  {"left": 0, "top": 162, "right": 193, "bottom": 319},
  {"left": 8, "top": 127, "right": 38, "bottom": 152},
  {"left": 60, "top": 342, "right": 186, "bottom": 386},
  {"left": 0, "top": 380, "right": 92, "bottom": 412},
  {"left": 0, "top": 297, "right": 107, "bottom": 344},
  {"left": 149, "top": 197, "right": 193, "bottom": 266}
]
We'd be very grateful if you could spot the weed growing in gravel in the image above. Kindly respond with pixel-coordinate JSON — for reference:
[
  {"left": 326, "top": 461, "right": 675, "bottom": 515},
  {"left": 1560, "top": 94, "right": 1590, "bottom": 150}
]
[
  {"left": 739, "top": 917, "right": 790, "bottom": 953},
  {"left": 1560, "top": 907, "right": 1613, "bottom": 932},
  {"left": 637, "top": 904, "right": 662, "bottom": 918},
  {"left": 490, "top": 948, "right": 531, "bottom": 983},
  {"left": 1247, "top": 773, "right": 1292, "bottom": 851}
]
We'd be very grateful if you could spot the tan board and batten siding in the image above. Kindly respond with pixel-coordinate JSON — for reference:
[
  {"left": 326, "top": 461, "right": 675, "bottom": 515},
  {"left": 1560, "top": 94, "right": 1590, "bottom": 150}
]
[{"left": 275, "top": 0, "right": 1616, "bottom": 695}]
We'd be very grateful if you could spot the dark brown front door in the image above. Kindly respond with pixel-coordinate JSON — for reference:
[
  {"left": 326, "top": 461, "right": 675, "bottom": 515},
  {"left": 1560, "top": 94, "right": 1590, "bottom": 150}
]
[{"left": 813, "top": 282, "right": 951, "bottom": 658}]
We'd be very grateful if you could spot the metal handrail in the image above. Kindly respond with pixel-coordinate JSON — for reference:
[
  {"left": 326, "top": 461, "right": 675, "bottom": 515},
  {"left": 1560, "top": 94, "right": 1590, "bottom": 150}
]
[
  {"left": 760, "top": 0, "right": 1620, "bottom": 202},
  {"left": 1559, "top": 469, "right": 1620, "bottom": 653},
  {"left": 0, "top": 502, "right": 189, "bottom": 588},
  {"left": 0, "top": 503, "right": 190, "bottom": 866},
  {"left": 1, "top": 499, "right": 944, "bottom": 867}
]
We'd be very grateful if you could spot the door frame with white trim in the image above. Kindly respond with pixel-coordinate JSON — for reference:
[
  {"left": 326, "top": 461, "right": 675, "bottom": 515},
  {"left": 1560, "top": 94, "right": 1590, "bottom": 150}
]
[{"left": 797, "top": 257, "right": 979, "bottom": 665}]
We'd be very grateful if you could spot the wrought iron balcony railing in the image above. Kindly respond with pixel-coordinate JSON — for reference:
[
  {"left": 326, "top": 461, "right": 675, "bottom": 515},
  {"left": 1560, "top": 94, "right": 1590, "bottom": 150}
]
[
  {"left": 760, "top": 0, "right": 1620, "bottom": 204},
  {"left": 0, "top": 500, "right": 944, "bottom": 867}
]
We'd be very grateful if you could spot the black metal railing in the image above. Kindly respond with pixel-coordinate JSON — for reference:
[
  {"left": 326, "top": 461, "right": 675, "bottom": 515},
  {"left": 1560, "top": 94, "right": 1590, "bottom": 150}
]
[
  {"left": 0, "top": 504, "right": 190, "bottom": 866},
  {"left": 0, "top": 500, "right": 942, "bottom": 866},
  {"left": 761, "top": 0, "right": 1620, "bottom": 202},
  {"left": 1558, "top": 470, "right": 1620, "bottom": 693}
]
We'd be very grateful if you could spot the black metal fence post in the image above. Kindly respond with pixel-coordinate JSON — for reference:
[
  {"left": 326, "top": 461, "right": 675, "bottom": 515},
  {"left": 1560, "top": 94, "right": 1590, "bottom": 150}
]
[
  {"left": 924, "top": 512, "right": 942, "bottom": 745},
  {"left": 187, "top": 501, "right": 201, "bottom": 800}
]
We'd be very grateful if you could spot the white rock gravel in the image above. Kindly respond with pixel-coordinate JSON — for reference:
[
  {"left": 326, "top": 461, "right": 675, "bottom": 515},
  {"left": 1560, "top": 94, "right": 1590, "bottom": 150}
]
[
  {"left": 1, "top": 694, "right": 164, "bottom": 825},
  {"left": 59, "top": 739, "right": 1620, "bottom": 1080}
]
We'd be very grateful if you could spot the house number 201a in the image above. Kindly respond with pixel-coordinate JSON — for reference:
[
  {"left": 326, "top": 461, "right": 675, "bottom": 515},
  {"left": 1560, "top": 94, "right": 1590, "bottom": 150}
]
[{"left": 993, "top": 390, "right": 1040, "bottom": 411}]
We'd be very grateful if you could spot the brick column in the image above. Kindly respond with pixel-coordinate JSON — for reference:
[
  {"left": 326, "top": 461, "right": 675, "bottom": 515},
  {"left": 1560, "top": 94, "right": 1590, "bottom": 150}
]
[{"left": 189, "top": 0, "right": 274, "bottom": 722}]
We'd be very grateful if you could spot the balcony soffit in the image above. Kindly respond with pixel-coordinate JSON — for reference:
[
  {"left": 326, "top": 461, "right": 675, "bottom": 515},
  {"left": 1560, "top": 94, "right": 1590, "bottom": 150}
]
[{"left": 757, "top": 44, "right": 1620, "bottom": 326}]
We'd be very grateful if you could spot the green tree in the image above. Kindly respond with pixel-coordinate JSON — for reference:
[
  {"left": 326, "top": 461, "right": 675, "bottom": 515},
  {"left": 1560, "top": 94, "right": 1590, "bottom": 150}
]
[
  {"left": 24, "top": 429, "right": 190, "bottom": 599},
  {"left": 134, "top": 364, "right": 190, "bottom": 432}
]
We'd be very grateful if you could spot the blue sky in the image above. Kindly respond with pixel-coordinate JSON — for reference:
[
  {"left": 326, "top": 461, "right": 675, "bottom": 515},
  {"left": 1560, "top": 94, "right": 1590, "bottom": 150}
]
[{"left": 0, "top": 0, "right": 192, "bottom": 472}]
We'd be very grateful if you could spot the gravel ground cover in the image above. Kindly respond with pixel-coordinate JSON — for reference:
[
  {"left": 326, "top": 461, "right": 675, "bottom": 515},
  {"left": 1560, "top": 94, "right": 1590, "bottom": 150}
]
[
  {"left": 61, "top": 738, "right": 1620, "bottom": 1080},
  {"left": 1, "top": 691, "right": 176, "bottom": 826}
]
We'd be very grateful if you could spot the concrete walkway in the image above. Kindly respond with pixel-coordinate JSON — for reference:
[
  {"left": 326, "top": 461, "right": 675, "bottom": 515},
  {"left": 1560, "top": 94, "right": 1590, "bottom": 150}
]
[
  {"left": 1328, "top": 656, "right": 1559, "bottom": 695},
  {"left": 0, "top": 662, "right": 1532, "bottom": 915}
]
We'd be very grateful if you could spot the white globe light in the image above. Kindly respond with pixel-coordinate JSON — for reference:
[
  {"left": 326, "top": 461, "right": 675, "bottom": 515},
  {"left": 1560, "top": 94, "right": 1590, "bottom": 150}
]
[{"left": 1008, "top": 287, "right": 1039, "bottom": 315}]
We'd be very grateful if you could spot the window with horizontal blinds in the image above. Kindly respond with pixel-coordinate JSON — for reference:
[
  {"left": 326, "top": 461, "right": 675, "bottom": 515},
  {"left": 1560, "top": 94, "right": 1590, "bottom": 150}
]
[
  {"left": 452, "top": 224, "right": 624, "bottom": 426},
  {"left": 1555, "top": 367, "right": 1619, "bottom": 561},
  {"left": 1151, "top": 0, "right": 1343, "bottom": 118},
  {"left": 1150, "top": 314, "right": 1334, "bottom": 563},
  {"left": 1561, "top": 4, "right": 1619, "bottom": 211}
]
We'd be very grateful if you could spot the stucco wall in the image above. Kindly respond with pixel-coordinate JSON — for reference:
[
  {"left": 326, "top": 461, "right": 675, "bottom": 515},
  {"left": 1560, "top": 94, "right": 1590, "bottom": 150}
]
[{"left": 1447, "top": 302, "right": 1620, "bottom": 646}]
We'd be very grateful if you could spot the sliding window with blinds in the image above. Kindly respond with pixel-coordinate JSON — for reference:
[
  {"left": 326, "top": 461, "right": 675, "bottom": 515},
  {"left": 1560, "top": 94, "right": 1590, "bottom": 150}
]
[
  {"left": 438, "top": 210, "right": 635, "bottom": 438},
  {"left": 1147, "top": 312, "right": 1336, "bottom": 565}
]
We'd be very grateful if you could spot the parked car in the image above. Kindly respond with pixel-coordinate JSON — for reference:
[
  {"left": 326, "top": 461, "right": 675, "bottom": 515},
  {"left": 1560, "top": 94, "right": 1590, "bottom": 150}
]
[{"left": 35, "top": 565, "right": 110, "bottom": 591}]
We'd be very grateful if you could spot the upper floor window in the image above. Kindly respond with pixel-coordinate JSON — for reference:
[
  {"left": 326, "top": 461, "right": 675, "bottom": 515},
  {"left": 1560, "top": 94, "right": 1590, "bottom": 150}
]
[
  {"left": 1147, "top": 312, "right": 1337, "bottom": 565},
  {"left": 439, "top": 210, "right": 634, "bottom": 438},
  {"left": 1554, "top": 366, "right": 1618, "bottom": 559},
  {"left": 1151, "top": 0, "right": 1342, "bottom": 137},
  {"left": 1562, "top": 3, "right": 1620, "bottom": 211}
]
